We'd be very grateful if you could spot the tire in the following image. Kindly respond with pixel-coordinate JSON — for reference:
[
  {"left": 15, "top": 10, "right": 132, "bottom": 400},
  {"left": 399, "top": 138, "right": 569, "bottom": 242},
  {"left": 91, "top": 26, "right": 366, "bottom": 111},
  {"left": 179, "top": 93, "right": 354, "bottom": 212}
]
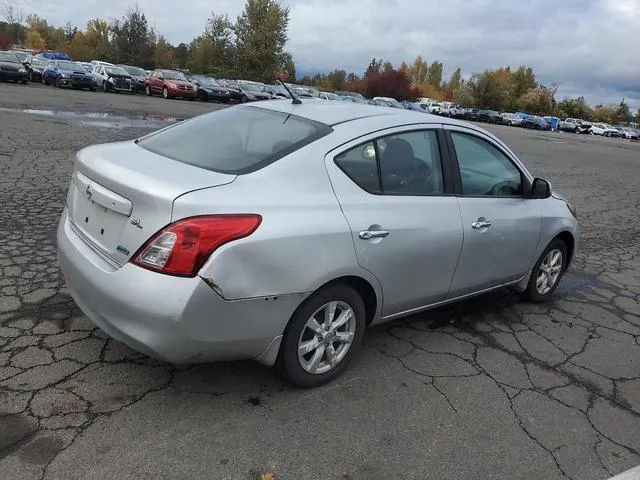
[
  {"left": 163, "top": 87, "right": 170, "bottom": 99},
  {"left": 241, "top": 94, "right": 248, "bottom": 103},
  {"left": 21, "top": 80, "right": 27, "bottom": 85},
  {"left": 145, "top": 85, "right": 151, "bottom": 96},
  {"left": 523, "top": 238, "right": 568, "bottom": 303},
  {"left": 199, "top": 91, "right": 208, "bottom": 102},
  {"left": 102, "top": 81, "right": 108, "bottom": 92},
  {"left": 55, "top": 78, "right": 62, "bottom": 88},
  {"left": 28, "top": 71, "right": 33, "bottom": 82},
  {"left": 90, "top": 87, "right": 96, "bottom": 92},
  {"left": 277, "top": 284, "right": 366, "bottom": 388}
]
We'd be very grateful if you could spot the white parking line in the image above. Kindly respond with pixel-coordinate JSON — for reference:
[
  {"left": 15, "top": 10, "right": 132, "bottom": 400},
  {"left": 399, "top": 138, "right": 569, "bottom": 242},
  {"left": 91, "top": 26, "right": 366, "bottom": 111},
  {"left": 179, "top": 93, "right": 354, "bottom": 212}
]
[{"left": 608, "top": 465, "right": 640, "bottom": 480}]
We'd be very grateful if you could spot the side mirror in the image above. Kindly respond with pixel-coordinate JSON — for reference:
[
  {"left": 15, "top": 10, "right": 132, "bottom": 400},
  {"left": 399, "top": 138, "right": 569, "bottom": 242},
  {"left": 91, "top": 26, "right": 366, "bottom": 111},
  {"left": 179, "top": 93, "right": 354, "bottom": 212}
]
[{"left": 530, "top": 178, "right": 551, "bottom": 199}]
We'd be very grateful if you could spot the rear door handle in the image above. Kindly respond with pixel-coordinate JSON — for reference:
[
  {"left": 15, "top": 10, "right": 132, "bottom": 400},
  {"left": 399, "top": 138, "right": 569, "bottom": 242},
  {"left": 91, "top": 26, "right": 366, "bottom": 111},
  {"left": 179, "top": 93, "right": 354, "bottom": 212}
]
[
  {"left": 471, "top": 220, "right": 492, "bottom": 229},
  {"left": 359, "top": 229, "right": 390, "bottom": 240}
]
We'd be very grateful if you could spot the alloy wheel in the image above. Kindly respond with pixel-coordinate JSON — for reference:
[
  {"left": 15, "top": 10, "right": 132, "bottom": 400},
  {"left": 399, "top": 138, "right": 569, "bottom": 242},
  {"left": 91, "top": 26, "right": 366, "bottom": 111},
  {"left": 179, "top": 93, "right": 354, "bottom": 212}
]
[
  {"left": 297, "top": 301, "right": 356, "bottom": 374},
  {"left": 536, "top": 248, "right": 563, "bottom": 295}
]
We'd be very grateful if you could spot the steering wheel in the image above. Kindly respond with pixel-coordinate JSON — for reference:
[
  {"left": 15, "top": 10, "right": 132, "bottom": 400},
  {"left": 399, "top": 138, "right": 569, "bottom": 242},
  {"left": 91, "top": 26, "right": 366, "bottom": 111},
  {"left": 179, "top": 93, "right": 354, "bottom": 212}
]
[{"left": 490, "top": 181, "right": 518, "bottom": 196}]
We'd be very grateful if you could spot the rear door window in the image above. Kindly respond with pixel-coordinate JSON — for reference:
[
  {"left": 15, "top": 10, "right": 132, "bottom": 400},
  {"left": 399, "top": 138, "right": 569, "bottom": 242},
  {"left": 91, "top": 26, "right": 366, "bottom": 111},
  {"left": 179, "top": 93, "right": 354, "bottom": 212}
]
[{"left": 137, "top": 106, "right": 332, "bottom": 174}]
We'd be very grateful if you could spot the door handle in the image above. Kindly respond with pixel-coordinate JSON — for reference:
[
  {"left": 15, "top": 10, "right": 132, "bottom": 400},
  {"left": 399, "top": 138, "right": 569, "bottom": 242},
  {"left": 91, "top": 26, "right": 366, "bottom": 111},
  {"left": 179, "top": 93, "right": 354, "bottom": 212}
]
[
  {"left": 471, "top": 220, "right": 492, "bottom": 229},
  {"left": 359, "top": 229, "right": 390, "bottom": 240}
]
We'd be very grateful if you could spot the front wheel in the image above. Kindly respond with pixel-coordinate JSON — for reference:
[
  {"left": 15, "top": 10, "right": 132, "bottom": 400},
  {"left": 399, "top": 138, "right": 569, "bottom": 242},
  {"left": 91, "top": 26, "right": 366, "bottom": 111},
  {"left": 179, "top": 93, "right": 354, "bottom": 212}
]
[
  {"left": 145, "top": 85, "right": 151, "bottom": 96},
  {"left": 102, "top": 81, "right": 108, "bottom": 92},
  {"left": 163, "top": 87, "right": 170, "bottom": 99},
  {"left": 523, "top": 239, "right": 568, "bottom": 303},
  {"left": 241, "top": 95, "right": 248, "bottom": 103},
  {"left": 277, "top": 284, "right": 366, "bottom": 388}
]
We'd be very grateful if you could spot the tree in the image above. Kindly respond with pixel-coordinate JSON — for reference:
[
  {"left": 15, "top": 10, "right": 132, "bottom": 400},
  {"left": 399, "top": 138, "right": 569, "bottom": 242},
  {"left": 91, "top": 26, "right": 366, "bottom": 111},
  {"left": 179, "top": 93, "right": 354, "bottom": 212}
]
[
  {"left": 283, "top": 53, "right": 295, "bottom": 82},
  {"left": 427, "top": 60, "right": 443, "bottom": 88},
  {"left": 472, "top": 70, "right": 513, "bottom": 110},
  {"left": 234, "top": 0, "right": 291, "bottom": 82},
  {"left": 63, "top": 21, "right": 77, "bottom": 41},
  {"left": 635, "top": 108, "right": 640, "bottom": 123},
  {"left": 110, "top": 5, "right": 155, "bottom": 67},
  {"left": 592, "top": 105, "right": 617, "bottom": 124},
  {"left": 517, "top": 87, "right": 555, "bottom": 115},
  {"left": 365, "top": 68, "right": 420, "bottom": 100},
  {"left": 453, "top": 83, "right": 475, "bottom": 107},
  {"left": 1, "top": 4, "right": 24, "bottom": 43},
  {"left": 512, "top": 66, "right": 537, "bottom": 99},
  {"left": 154, "top": 35, "right": 175, "bottom": 68},
  {"left": 174, "top": 43, "right": 189, "bottom": 69},
  {"left": 25, "top": 30, "right": 45, "bottom": 50},
  {"left": 84, "top": 18, "right": 111, "bottom": 60},
  {"left": 556, "top": 96, "right": 592, "bottom": 120},
  {"left": 615, "top": 99, "right": 631, "bottom": 123},
  {"left": 446, "top": 67, "right": 462, "bottom": 92},
  {"left": 365, "top": 57, "right": 382, "bottom": 76},
  {"left": 407, "top": 56, "right": 429, "bottom": 84},
  {"left": 187, "top": 13, "right": 235, "bottom": 75}
]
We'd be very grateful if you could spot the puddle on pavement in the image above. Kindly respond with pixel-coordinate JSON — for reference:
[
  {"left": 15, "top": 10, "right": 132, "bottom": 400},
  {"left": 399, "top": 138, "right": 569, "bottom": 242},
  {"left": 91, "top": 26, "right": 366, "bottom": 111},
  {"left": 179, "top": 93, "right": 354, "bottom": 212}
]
[{"left": 0, "top": 107, "right": 183, "bottom": 130}]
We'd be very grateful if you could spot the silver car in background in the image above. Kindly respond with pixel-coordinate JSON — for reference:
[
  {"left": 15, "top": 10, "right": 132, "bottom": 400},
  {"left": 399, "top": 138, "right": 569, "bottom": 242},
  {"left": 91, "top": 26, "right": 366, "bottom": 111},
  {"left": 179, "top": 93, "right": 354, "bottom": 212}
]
[{"left": 57, "top": 100, "right": 579, "bottom": 387}]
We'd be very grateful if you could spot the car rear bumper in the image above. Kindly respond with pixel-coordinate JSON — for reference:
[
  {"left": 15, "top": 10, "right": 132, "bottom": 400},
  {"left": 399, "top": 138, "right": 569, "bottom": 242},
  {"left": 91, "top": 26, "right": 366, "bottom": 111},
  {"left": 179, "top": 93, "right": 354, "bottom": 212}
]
[{"left": 57, "top": 208, "right": 297, "bottom": 364}]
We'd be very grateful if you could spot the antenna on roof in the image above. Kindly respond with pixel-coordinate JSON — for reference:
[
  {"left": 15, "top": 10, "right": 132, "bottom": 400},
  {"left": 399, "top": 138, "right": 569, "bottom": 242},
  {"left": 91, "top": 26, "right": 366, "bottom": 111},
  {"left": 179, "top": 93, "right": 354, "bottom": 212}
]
[{"left": 276, "top": 79, "right": 302, "bottom": 105}]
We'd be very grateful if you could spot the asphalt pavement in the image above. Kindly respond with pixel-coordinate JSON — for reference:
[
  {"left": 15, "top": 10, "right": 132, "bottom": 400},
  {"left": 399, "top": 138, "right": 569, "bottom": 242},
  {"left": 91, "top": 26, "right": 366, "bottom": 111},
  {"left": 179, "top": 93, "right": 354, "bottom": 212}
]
[{"left": 1, "top": 82, "right": 639, "bottom": 480}]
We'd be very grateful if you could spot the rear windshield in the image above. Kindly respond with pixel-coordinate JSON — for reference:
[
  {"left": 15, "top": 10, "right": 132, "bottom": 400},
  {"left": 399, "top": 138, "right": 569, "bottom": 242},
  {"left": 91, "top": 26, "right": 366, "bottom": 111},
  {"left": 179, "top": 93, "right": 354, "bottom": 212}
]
[{"left": 137, "top": 106, "right": 333, "bottom": 174}]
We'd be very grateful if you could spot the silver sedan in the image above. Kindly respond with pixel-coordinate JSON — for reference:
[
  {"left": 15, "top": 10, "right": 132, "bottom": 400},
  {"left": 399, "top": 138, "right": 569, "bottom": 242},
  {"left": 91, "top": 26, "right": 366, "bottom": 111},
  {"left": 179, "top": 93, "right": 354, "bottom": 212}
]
[{"left": 57, "top": 100, "right": 579, "bottom": 387}]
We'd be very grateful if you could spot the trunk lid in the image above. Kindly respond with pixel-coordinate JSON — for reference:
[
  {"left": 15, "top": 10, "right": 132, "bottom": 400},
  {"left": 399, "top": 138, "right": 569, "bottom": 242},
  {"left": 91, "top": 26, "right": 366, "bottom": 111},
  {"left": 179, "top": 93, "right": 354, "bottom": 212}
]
[{"left": 67, "top": 140, "right": 236, "bottom": 266}]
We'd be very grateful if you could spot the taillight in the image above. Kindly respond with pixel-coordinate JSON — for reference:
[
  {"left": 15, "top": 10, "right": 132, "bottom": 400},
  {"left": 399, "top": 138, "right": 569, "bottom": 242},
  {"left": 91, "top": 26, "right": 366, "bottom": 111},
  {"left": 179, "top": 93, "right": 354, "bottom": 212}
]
[{"left": 130, "top": 214, "right": 262, "bottom": 277}]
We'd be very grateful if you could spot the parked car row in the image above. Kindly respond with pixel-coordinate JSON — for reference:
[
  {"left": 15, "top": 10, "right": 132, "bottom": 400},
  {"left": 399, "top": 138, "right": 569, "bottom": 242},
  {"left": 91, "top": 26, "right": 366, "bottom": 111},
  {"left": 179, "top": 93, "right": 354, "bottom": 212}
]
[
  {"left": 5, "top": 50, "right": 640, "bottom": 140},
  {"left": 11, "top": 53, "right": 293, "bottom": 104}
]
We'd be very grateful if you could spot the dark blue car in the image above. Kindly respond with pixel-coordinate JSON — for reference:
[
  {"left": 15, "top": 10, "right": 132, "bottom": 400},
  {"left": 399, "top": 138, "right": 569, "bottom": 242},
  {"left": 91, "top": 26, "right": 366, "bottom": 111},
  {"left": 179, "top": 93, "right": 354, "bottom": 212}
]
[{"left": 42, "top": 60, "right": 95, "bottom": 90}]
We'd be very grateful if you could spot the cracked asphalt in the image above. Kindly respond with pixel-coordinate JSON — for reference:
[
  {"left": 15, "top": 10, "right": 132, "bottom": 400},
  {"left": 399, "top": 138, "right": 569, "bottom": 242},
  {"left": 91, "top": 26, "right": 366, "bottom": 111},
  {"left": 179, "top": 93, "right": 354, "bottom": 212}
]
[{"left": 1, "top": 83, "right": 639, "bottom": 480}]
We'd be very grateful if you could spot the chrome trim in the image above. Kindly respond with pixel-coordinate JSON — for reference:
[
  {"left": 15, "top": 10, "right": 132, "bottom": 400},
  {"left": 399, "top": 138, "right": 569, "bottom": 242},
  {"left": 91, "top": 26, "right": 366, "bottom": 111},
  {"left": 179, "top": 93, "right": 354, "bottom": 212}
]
[
  {"left": 380, "top": 274, "right": 528, "bottom": 321},
  {"left": 358, "top": 229, "right": 390, "bottom": 240}
]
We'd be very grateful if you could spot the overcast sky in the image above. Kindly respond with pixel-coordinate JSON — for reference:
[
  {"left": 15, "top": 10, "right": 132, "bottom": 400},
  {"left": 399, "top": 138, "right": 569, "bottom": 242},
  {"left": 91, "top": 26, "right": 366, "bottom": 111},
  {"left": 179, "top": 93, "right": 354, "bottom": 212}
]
[{"left": 18, "top": 0, "right": 640, "bottom": 109}]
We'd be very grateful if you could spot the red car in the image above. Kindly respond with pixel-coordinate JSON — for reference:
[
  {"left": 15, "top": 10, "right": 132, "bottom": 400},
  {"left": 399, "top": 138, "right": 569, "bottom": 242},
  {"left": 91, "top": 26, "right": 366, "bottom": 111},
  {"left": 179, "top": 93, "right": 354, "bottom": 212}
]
[{"left": 145, "top": 69, "right": 196, "bottom": 100}]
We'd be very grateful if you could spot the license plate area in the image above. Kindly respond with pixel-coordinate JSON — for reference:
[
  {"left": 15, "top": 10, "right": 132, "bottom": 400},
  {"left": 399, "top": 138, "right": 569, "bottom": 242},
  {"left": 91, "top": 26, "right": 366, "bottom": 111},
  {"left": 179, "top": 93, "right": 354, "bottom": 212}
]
[{"left": 72, "top": 194, "right": 127, "bottom": 254}]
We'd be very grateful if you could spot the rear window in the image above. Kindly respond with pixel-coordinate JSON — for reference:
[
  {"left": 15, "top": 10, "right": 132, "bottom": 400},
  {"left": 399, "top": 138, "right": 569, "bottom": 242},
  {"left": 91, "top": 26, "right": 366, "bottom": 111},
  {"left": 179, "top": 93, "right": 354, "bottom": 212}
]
[{"left": 137, "top": 106, "right": 332, "bottom": 174}]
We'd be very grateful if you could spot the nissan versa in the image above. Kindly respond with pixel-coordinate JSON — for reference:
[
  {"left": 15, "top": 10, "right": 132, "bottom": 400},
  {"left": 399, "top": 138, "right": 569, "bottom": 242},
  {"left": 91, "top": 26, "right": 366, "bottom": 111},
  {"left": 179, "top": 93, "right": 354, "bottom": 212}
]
[{"left": 57, "top": 100, "right": 579, "bottom": 387}]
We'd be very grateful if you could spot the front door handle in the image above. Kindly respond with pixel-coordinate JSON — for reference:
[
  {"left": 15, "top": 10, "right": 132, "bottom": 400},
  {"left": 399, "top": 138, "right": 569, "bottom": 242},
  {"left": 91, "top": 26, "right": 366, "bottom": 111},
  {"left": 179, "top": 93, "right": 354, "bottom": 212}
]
[
  {"left": 471, "top": 220, "right": 492, "bottom": 229},
  {"left": 359, "top": 229, "right": 390, "bottom": 240}
]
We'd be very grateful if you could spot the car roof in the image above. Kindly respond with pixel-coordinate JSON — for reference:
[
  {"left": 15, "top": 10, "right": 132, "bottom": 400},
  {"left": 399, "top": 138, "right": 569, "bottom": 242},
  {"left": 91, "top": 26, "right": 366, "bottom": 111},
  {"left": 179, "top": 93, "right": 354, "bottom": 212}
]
[{"left": 251, "top": 98, "right": 467, "bottom": 127}]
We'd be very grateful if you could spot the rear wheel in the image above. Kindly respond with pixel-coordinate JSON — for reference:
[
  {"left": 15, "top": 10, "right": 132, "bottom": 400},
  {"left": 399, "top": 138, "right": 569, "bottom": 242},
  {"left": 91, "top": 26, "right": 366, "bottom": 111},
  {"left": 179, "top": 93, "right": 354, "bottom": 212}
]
[
  {"left": 277, "top": 284, "right": 366, "bottom": 388},
  {"left": 523, "top": 238, "right": 567, "bottom": 303},
  {"left": 199, "top": 91, "right": 208, "bottom": 102}
]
